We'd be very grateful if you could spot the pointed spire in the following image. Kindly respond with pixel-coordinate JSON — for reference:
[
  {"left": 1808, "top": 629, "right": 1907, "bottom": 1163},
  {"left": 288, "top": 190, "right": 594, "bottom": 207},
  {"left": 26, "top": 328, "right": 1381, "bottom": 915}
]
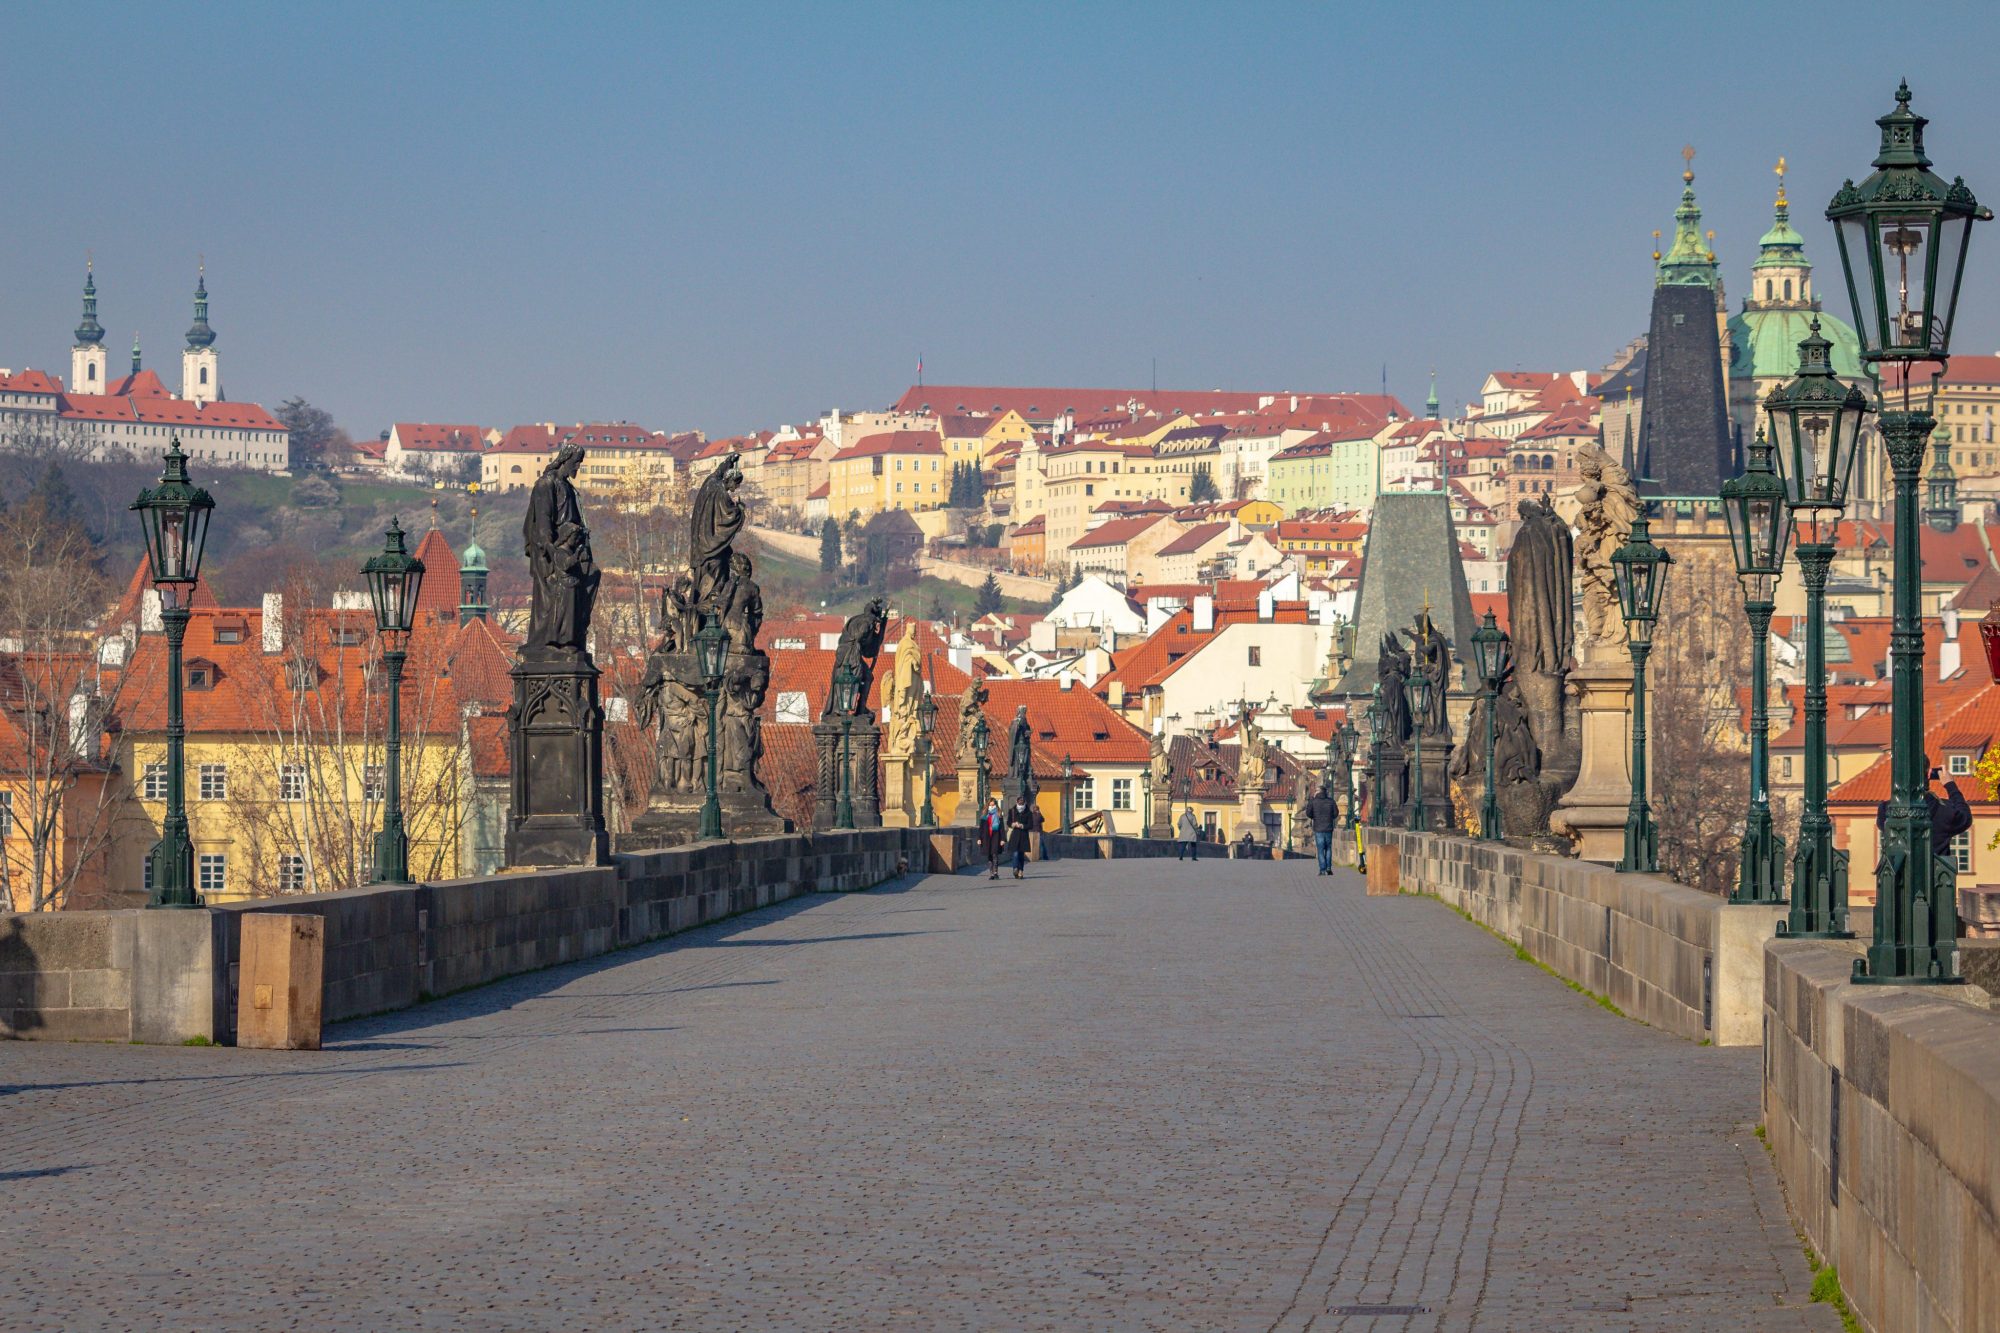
[
  {"left": 1926, "top": 420, "right": 1960, "bottom": 532},
  {"left": 185, "top": 261, "right": 215, "bottom": 349},
  {"left": 130, "top": 334, "right": 142, "bottom": 375},
  {"left": 1656, "top": 146, "right": 1720, "bottom": 289},
  {"left": 74, "top": 260, "right": 104, "bottom": 347},
  {"left": 1424, "top": 370, "right": 1439, "bottom": 419}
]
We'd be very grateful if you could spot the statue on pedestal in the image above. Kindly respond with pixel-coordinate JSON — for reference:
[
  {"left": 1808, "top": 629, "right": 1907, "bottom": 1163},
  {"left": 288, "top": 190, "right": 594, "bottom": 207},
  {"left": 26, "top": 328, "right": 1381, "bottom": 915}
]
[
  {"left": 1006, "top": 704, "right": 1034, "bottom": 801},
  {"left": 507, "top": 445, "right": 610, "bottom": 867},
  {"left": 823, "top": 599, "right": 888, "bottom": 721},
  {"left": 957, "top": 678, "right": 990, "bottom": 767},
  {"left": 881, "top": 619, "right": 925, "bottom": 762},
  {"left": 1571, "top": 444, "right": 1639, "bottom": 664},
  {"left": 691, "top": 455, "right": 748, "bottom": 610}
]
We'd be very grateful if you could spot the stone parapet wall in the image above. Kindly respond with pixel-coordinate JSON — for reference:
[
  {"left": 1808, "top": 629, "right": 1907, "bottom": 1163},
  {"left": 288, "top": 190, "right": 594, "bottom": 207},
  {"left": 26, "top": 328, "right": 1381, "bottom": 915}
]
[
  {"left": 1764, "top": 938, "right": 2000, "bottom": 1333},
  {"left": 1038, "top": 834, "right": 1228, "bottom": 860},
  {"left": 1370, "top": 830, "right": 1782, "bottom": 1046},
  {"left": 3, "top": 828, "right": 934, "bottom": 1043}
]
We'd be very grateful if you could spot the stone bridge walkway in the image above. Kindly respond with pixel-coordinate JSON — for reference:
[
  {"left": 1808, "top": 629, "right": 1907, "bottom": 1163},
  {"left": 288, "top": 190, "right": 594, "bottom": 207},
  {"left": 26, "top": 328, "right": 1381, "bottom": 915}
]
[{"left": 0, "top": 860, "right": 1836, "bottom": 1331}]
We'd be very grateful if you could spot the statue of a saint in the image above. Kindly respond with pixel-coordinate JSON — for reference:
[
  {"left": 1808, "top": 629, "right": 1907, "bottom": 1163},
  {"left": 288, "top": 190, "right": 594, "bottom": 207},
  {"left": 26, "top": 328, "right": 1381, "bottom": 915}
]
[
  {"left": 719, "top": 659, "right": 768, "bottom": 792},
  {"left": 1007, "top": 704, "right": 1034, "bottom": 792},
  {"left": 823, "top": 598, "right": 888, "bottom": 720},
  {"left": 956, "top": 678, "right": 989, "bottom": 766},
  {"left": 689, "top": 455, "right": 747, "bottom": 609},
  {"left": 881, "top": 619, "right": 925, "bottom": 760},
  {"left": 1570, "top": 444, "right": 1640, "bottom": 659},
  {"left": 1407, "top": 608, "right": 1451, "bottom": 740},
  {"left": 718, "top": 552, "right": 763, "bottom": 653},
  {"left": 1149, "top": 726, "right": 1170, "bottom": 792},
  {"left": 523, "top": 445, "right": 599, "bottom": 652},
  {"left": 1377, "top": 634, "right": 1413, "bottom": 745},
  {"left": 656, "top": 573, "right": 697, "bottom": 656},
  {"left": 1237, "top": 706, "right": 1269, "bottom": 791},
  {"left": 1507, "top": 497, "right": 1574, "bottom": 677}
]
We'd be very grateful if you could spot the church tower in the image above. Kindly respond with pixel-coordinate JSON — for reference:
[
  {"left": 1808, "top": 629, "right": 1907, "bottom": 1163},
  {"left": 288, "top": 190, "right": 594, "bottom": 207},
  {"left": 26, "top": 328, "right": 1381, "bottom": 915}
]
[
  {"left": 459, "top": 503, "right": 490, "bottom": 625},
  {"left": 1637, "top": 150, "right": 1735, "bottom": 496},
  {"left": 70, "top": 264, "right": 106, "bottom": 394},
  {"left": 181, "top": 266, "right": 220, "bottom": 406},
  {"left": 1926, "top": 422, "right": 1960, "bottom": 532},
  {"left": 130, "top": 334, "right": 142, "bottom": 377}
]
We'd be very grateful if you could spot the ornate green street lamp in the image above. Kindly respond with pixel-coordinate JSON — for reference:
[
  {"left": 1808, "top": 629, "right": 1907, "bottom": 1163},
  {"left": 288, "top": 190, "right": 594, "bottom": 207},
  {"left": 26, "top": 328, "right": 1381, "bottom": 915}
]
[
  {"left": 971, "top": 711, "right": 991, "bottom": 814},
  {"left": 362, "top": 518, "right": 426, "bottom": 883},
  {"left": 695, "top": 612, "right": 729, "bottom": 840},
  {"left": 1404, "top": 668, "right": 1432, "bottom": 833},
  {"left": 1469, "top": 609, "right": 1511, "bottom": 842},
  {"left": 1366, "top": 685, "right": 1387, "bottom": 828},
  {"left": 1765, "top": 324, "right": 1870, "bottom": 926},
  {"left": 130, "top": 439, "right": 214, "bottom": 908},
  {"left": 1721, "top": 428, "right": 1794, "bottom": 906},
  {"left": 1612, "top": 515, "right": 1671, "bottom": 873},
  {"left": 831, "top": 661, "right": 860, "bottom": 830},
  {"left": 1828, "top": 82, "right": 1988, "bottom": 982},
  {"left": 1140, "top": 765, "right": 1153, "bottom": 835},
  {"left": 1061, "top": 753, "right": 1075, "bottom": 831},
  {"left": 916, "top": 685, "right": 939, "bottom": 827},
  {"left": 1335, "top": 716, "right": 1360, "bottom": 829}
]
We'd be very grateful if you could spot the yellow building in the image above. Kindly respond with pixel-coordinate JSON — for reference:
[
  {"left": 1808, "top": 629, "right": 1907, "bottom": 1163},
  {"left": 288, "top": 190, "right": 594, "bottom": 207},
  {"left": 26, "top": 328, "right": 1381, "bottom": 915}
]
[
  {"left": 827, "top": 429, "right": 947, "bottom": 521},
  {"left": 1042, "top": 440, "right": 1195, "bottom": 565},
  {"left": 106, "top": 604, "right": 468, "bottom": 904},
  {"left": 482, "top": 423, "right": 708, "bottom": 495},
  {"left": 939, "top": 410, "right": 1035, "bottom": 472}
]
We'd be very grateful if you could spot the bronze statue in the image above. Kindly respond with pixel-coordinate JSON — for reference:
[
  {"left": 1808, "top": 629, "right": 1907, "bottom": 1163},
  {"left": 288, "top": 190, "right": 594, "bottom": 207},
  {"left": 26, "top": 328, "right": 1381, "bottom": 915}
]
[
  {"left": 823, "top": 598, "right": 888, "bottom": 720},
  {"left": 1407, "top": 608, "right": 1451, "bottom": 741},
  {"left": 956, "top": 678, "right": 990, "bottom": 766},
  {"left": 1007, "top": 704, "right": 1033, "bottom": 793},
  {"left": 690, "top": 454, "right": 747, "bottom": 609},
  {"left": 1377, "top": 633, "right": 1413, "bottom": 745},
  {"left": 523, "top": 445, "right": 599, "bottom": 652}
]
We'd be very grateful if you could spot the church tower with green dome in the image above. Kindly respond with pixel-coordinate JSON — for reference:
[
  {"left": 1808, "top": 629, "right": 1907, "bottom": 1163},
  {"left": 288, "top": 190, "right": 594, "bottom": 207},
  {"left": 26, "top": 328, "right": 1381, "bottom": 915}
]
[
  {"left": 70, "top": 263, "right": 107, "bottom": 393},
  {"left": 459, "top": 503, "right": 490, "bottom": 625},
  {"left": 1726, "top": 157, "right": 1870, "bottom": 509}
]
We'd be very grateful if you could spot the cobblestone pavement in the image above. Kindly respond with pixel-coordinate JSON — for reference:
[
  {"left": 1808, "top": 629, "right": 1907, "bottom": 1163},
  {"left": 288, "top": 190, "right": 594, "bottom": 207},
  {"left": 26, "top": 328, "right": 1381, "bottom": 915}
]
[{"left": 0, "top": 860, "right": 1837, "bottom": 1332}]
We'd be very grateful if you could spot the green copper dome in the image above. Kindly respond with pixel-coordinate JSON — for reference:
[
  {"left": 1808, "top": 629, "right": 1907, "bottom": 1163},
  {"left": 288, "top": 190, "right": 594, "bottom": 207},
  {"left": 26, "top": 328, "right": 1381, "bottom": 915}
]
[
  {"left": 459, "top": 536, "right": 488, "bottom": 574},
  {"left": 1729, "top": 307, "right": 1863, "bottom": 382},
  {"left": 1753, "top": 196, "right": 1809, "bottom": 270},
  {"left": 1656, "top": 161, "right": 1720, "bottom": 289}
]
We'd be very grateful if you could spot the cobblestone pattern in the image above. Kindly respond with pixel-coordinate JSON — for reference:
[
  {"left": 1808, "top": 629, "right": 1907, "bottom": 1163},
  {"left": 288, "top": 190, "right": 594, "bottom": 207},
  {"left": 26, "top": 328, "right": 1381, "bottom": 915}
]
[{"left": 0, "top": 860, "right": 1835, "bottom": 1330}]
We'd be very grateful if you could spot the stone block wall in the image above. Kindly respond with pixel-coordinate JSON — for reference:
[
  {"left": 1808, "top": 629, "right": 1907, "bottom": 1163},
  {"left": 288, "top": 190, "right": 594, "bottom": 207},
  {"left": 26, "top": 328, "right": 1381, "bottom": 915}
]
[
  {"left": 1372, "top": 830, "right": 1782, "bottom": 1046},
  {"left": 1764, "top": 938, "right": 2000, "bottom": 1332},
  {"left": 4, "top": 827, "right": 937, "bottom": 1043}
]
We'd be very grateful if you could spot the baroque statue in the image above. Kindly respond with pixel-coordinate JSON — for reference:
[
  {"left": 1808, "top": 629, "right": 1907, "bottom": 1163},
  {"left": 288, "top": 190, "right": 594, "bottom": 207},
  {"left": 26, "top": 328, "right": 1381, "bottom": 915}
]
[
  {"left": 1407, "top": 607, "right": 1451, "bottom": 741},
  {"left": 690, "top": 454, "right": 748, "bottom": 609},
  {"left": 1570, "top": 443, "right": 1639, "bottom": 661},
  {"left": 823, "top": 598, "right": 888, "bottom": 721},
  {"left": 523, "top": 444, "right": 600, "bottom": 653},
  {"left": 1007, "top": 704, "right": 1034, "bottom": 795},
  {"left": 1377, "top": 634, "right": 1413, "bottom": 746},
  {"left": 881, "top": 618, "right": 926, "bottom": 761},
  {"left": 956, "top": 677, "right": 990, "bottom": 767},
  {"left": 1236, "top": 704, "right": 1269, "bottom": 792}
]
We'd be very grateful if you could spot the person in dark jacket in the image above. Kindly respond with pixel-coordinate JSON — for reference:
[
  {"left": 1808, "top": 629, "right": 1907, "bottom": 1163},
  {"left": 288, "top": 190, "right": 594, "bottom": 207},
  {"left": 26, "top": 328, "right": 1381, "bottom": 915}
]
[
  {"left": 1005, "top": 795, "right": 1038, "bottom": 878},
  {"left": 1176, "top": 808, "right": 1200, "bottom": 861},
  {"left": 1306, "top": 785, "right": 1341, "bottom": 875},
  {"left": 1876, "top": 768, "right": 1975, "bottom": 859},
  {"left": 977, "top": 796, "right": 1004, "bottom": 880}
]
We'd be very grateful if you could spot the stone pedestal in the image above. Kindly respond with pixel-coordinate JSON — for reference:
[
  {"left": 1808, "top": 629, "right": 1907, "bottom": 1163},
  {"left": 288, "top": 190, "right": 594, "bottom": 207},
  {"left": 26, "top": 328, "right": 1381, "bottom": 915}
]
[
  {"left": 615, "top": 648, "right": 788, "bottom": 851},
  {"left": 812, "top": 715, "right": 883, "bottom": 830},
  {"left": 505, "top": 646, "right": 610, "bottom": 868},
  {"left": 1410, "top": 737, "right": 1458, "bottom": 832},
  {"left": 881, "top": 753, "right": 913, "bottom": 827},
  {"left": 236, "top": 913, "right": 323, "bottom": 1051},
  {"left": 951, "top": 768, "right": 981, "bottom": 826},
  {"left": 1551, "top": 657, "right": 1635, "bottom": 864},
  {"left": 1377, "top": 749, "right": 1410, "bottom": 826},
  {"left": 1236, "top": 792, "right": 1266, "bottom": 844}
]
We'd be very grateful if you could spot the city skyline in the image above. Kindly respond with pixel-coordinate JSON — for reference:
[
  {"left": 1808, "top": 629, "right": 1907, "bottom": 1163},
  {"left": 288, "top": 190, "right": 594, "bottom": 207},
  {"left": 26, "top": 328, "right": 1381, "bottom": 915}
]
[{"left": 4, "top": 2, "right": 1999, "bottom": 438}]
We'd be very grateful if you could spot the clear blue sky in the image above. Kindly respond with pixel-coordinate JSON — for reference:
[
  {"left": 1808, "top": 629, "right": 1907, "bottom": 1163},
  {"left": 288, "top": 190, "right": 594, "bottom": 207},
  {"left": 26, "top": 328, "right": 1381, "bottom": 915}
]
[{"left": 5, "top": 2, "right": 1998, "bottom": 440}]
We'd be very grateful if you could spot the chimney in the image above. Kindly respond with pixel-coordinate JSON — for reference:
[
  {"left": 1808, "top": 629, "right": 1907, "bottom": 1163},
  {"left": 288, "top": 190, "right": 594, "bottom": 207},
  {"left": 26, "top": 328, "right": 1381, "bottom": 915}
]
[
  {"left": 820, "top": 631, "right": 842, "bottom": 650},
  {"left": 142, "top": 588, "right": 163, "bottom": 634},
  {"left": 1060, "top": 675, "right": 1072, "bottom": 690},
  {"left": 1109, "top": 681, "right": 1125, "bottom": 708},
  {"left": 67, "top": 690, "right": 91, "bottom": 754},
  {"left": 1257, "top": 588, "right": 1274, "bottom": 622},
  {"left": 261, "top": 593, "right": 284, "bottom": 654},
  {"left": 1193, "top": 595, "right": 1215, "bottom": 632},
  {"left": 949, "top": 645, "right": 972, "bottom": 673}
]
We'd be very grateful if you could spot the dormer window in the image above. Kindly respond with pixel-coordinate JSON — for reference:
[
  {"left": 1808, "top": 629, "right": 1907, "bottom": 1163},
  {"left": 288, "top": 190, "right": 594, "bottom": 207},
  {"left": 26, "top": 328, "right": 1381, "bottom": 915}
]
[
  {"left": 186, "top": 661, "right": 217, "bottom": 690},
  {"left": 332, "top": 627, "right": 364, "bottom": 647}
]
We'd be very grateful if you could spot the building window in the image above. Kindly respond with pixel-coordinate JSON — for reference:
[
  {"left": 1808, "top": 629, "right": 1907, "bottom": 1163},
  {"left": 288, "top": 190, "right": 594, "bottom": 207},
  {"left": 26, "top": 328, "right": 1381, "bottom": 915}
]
[
  {"left": 1111, "top": 778, "right": 1133, "bottom": 811},
  {"left": 1953, "top": 831, "right": 1973, "bottom": 873},
  {"left": 364, "top": 764, "right": 386, "bottom": 801},
  {"left": 280, "top": 763, "right": 306, "bottom": 801},
  {"left": 0, "top": 790, "right": 12, "bottom": 838},
  {"left": 1780, "top": 756, "right": 1794, "bottom": 780},
  {"left": 1074, "top": 777, "right": 1095, "bottom": 809},
  {"left": 198, "top": 853, "right": 227, "bottom": 895},
  {"left": 199, "top": 763, "right": 228, "bottom": 800},
  {"left": 144, "top": 762, "right": 169, "bottom": 800},
  {"left": 1248, "top": 646, "right": 1262, "bottom": 667},
  {"left": 279, "top": 854, "right": 307, "bottom": 893},
  {"left": 1950, "top": 754, "right": 1972, "bottom": 776}
]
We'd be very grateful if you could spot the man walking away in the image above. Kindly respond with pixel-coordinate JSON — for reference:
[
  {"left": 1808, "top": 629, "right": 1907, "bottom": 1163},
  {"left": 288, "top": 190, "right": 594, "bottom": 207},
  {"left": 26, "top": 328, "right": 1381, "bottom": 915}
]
[
  {"left": 1005, "top": 795, "right": 1037, "bottom": 879},
  {"left": 1176, "top": 808, "right": 1200, "bottom": 861},
  {"left": 1307, "top": 784, "right": 1340, "bottom": 875},
  {"left": 979, "top": 797, "right": 1004, "bottom": 880}
]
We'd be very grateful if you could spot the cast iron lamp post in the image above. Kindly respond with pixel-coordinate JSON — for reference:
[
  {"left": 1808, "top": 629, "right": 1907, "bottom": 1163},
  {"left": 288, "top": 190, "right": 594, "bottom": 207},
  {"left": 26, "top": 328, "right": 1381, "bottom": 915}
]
[
  {"left": 971, "top": 712, "right": 991, "bottom": 814},
  {"left": 1061, "top": 753, "right": 1075, "bottom": 831},
  {"left": 1765, "top": 324, "right": 1871, "bottom": 926},
  {"left": 831, "top": 661, "right": 860, "bottom": 830},
  {"left": 916, "top": 685, "right": 938, "bottom": 827},
  {"left": 1721, "top": 428, "right": 1795, "bottom": 906},
  {"left": 1140, "top": 765, "right": 1153, "bottom": 835},
  {"left": 1827, "top": 82, "right": 1988, "bottom": 982},
  {"left": 1469, "top": 609, "right": 1511, "bottom": 842},
  {"left": 1404, "top": 669, "right": 1432, "bottom": 833},
  {"left": 1335, "top": 717, "right": 1360, "bottom": 829},
  {"left": 695, "top": 612, "right": 729, "bottom": 840},
  {"left": 1612, "top": 515, "right": 1671, "bottom": 873},
  {"left": 130, "top": 439, "right": 214, "bottom": 908},
  {"left": 362, "top": 519, "right": 426, "bottom": 882}
]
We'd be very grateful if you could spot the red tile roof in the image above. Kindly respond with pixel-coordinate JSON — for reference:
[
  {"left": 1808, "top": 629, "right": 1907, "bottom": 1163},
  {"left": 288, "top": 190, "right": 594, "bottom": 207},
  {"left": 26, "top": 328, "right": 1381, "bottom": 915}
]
[
  {"left": 1156, "top": 522, "right": 1231, "bottom": 557},
  {"left": 1068, "top": 515, "right": 1167, "bottom": 551},
  {"left": 834, "top": 429, "right": 943, "bottom": 461},
  {"left": 394, "top": 423, "right": 487, "bottom": 452}
]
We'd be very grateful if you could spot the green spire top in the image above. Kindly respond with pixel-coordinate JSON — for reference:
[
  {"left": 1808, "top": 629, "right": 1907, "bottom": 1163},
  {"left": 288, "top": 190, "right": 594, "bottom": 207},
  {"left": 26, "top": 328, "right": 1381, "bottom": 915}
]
[
  {"left": 185, "top": 264, "right": 215, "bottom": 349},
  {"left": 1657, "top": 146, "right": 1720, "bottom": 288},
  {"left": 130, "top": 334, "right": 141, "bottom": 375},
  {"left": 1424, "top": 370, "right": 1439, "bottom": 419},
  {"left": 74, "top": 262, "right": 103, "bottom": 347},
  {"left": 1755, "top": 156, "right": 1811, "bottom": 272}
]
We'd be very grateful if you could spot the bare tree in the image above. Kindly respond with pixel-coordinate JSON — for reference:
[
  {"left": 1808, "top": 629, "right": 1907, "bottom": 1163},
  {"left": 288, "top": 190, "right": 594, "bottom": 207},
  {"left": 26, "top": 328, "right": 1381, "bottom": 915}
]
[
  {"left": 0, "top": 499, "right": 129, "bottom": 911},
  {"left": 1648, "top": 545, "right": 1752, "bottom": 897}
]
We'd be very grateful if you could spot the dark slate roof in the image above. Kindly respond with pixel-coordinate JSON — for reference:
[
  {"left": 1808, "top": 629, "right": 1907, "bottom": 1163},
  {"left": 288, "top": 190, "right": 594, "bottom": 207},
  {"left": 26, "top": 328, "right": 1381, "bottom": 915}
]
[
  {"left": 1331, "top": 490, "right": 1478, "bottom": 698},
  {"left": 1638, "top": 283, "right": 1734, "bottom": 498}
]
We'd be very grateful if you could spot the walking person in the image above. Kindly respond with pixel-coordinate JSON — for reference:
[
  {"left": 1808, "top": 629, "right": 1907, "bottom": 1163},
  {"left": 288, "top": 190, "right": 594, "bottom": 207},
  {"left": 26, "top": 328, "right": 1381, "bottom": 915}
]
[
  {"left": 1005, "top": 794, "right": 1037, "bottom": 879},
  {"left": 1176, "top": 808, "right": 1200, "bottom": 861},
  {"left": 979, "top": 796, "right": 1004, "bottom": 880},
  {"left": 1306, "top": 784, "right": 1340, "bottom": 876}
]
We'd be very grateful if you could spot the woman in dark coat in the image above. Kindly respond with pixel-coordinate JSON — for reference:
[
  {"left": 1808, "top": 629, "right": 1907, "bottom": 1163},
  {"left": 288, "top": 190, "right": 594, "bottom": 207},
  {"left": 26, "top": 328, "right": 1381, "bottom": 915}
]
[{"left": 1004, "top": 795, "right": 1037, "bottom": 879}]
